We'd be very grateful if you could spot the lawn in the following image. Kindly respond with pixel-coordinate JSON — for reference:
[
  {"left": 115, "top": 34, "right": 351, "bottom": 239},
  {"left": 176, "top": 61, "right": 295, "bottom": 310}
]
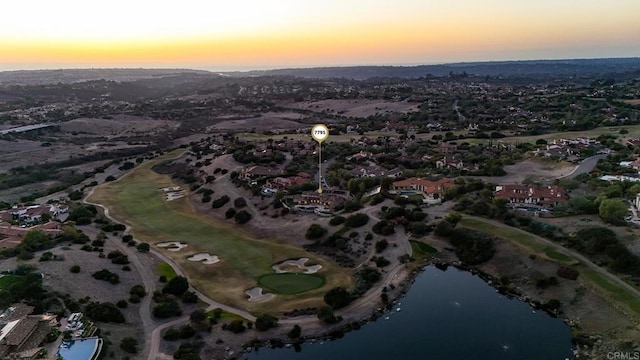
[
  {"left": 459, "top": 217, "right": 547, "bottom": 253},
  {"left": 545, "top": 250, "right": 576, "bottom": 264},
  {"left": 156, "top": 263, "right": 177, "bottom": 281},
  {"left": 258, "top": 273, "right": 325, "bottom": 295},
  {"left": 0, "top": 275, "right": 21, "bottom": 289},
  {"left": 409, "top": 240, "right": 438, "bottom": 255},
  {"left": 460, "top": 216, "right": 640, "bottom": 317},
  {"left": 87, "top": 150, "right": 351, "bottom": 313},
  {"left": 581, "top": 269, "right": 640, "bottom": 316}
]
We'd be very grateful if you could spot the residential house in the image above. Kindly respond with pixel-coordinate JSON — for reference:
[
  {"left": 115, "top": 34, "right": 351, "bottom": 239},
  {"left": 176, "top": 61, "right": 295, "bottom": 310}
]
[
  {"left": 390, "top": 177, "right": 455, "bottom": 203},
  {"left": 346, "top": 151, "right": 373, "bottom": 162},
  {"left": 263, "top": 173, "right": 311, "bottom": 192},
  {"left": 0, "top": 305, "right": 53, "bottom": 360},
  {"left": 436, "top": 156, "right": 465, "bottom": 170},
  {"left": 349, "top": 165, "right": 403, "bottom": 178},
  {"left": 436, "top": 143, "right": 457, "bottom": 153},
  {"left": 240, "top": 165, "right": 284, "bottom": 181},
  {"left": 494, "top": 184, "right": 568, "bottom": 208}
]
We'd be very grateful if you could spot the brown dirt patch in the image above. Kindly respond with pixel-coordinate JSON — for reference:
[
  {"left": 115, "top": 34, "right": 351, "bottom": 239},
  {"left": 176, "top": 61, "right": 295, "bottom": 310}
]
[
  {"left": 289, "top": 99, "right": 420, "bottom": 118},
  {"left": 471, "top": 158, "right": 576, "bottom": 184}
]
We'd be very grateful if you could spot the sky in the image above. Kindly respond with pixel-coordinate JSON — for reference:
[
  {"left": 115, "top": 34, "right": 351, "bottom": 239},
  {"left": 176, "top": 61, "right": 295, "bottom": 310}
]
[{"left": 1, "top": 0, "right": 639, "bottom": 71}]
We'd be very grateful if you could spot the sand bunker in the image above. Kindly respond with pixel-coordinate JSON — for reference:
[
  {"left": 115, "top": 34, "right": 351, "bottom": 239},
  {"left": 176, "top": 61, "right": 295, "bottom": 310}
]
[
  {"left": 159, "top": 186, "right": 186, "bottom": 201},
  {"left": 187, "top": 252, "right": 220, "bottom": 264},
  {"left": 272, "top": 257, "right": 322, "bottom": 274},
  {"left": 156, "top": 241, "right": 187, "bottom": 251},
  {"left": 245, "top": 287, "right": 275, "bottom": 302}
]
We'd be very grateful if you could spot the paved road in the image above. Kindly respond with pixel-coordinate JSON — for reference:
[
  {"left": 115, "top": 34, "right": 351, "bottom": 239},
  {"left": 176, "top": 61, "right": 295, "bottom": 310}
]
[{"left": 559, "top": 154, "right": 607, "bottom": 179}]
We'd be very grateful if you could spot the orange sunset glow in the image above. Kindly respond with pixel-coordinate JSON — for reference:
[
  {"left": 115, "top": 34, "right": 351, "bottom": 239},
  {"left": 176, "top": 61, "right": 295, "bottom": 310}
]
[{"left": 1, "top": 0, "right": 639, "bottom": 71}]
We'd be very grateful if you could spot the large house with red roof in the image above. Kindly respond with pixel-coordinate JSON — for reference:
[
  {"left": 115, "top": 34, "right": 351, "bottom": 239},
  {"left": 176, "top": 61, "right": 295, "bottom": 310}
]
[
  {"left": 390, "top": 177, "right": 455, "bottom": 204},
  {"left": 494, "top": 184, "right": 568, "bottom": 208}
]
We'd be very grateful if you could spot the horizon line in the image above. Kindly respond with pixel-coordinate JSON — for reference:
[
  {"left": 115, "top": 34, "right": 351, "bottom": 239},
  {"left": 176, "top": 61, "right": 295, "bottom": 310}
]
[{"left": 1, "top": 56, "right": 639, "bottom": 74}]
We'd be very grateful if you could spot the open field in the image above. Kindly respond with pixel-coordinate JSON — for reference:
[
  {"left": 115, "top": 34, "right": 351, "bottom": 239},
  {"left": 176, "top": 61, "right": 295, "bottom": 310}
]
[
  {"left": 460, "top": 217, "right": 578, "bottom": 265},
  {"left": 87, "top": 151, "right": 352, "bottom": 313},
  {"left": 287, "top": 99, "right": 420, "bottom": 118},
  {"left": 471, "top": 125, "right": 640, "bottom": 144},
  {"left": 582, "top": 269, "right": 640, "bottom": 315},
  {"left": 460, "top": 216, "right": 640, "bottom": 318}
]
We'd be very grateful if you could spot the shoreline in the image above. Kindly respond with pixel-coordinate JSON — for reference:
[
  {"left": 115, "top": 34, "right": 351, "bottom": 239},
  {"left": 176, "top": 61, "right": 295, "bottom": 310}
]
[{"left": 238, "top": 255, "right": 637, "bottom": 360}]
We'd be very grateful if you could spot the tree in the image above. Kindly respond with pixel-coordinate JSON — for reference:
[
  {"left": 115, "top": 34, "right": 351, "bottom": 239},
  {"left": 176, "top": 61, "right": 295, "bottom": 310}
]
[
  {"left": 224, "top": 319, "right": 246, "bottom": 333},
  {"left": 234, "top": 197, "right": 247, "bottom": 208},
  {"left": 305, "top": 224, "right": 327, "bottom": 239},
  {"left": 129, "top": 285, "right": 146, "bottom": 298},
  {"left": 324, "top": 287, "right": 352, "bottom": 309},
  {"left": 69, "top": 265, "right": 81, "bottom": 273},
  {"left": 316, "top": 306, "right": 341, "bottom": 324},
  {"left": 163, "top": 276, "right": 189, "bottom": 296},
  {"left": 120, "top": 337, "right": 138, "bottom": 354},
  {"left": 234, "top": 210, "right": 252, "bottom": 224},
  {"left": 85, "top": 302, "right": 125, "bottom": 323},
  {"left": 598, "top": 198, "right": 628, "bottom": 225},
  {"left": 136, "top": 242, "right": 150, "bottom": 252},
  {"left": 255, "top": 314, "right": 279, "bottom": 331},
  {"left": 189, "top": 309, "right": 207, "bottom": 324},
  {"left": 288, "top": 324, "right": 301, "bottom": 339}
]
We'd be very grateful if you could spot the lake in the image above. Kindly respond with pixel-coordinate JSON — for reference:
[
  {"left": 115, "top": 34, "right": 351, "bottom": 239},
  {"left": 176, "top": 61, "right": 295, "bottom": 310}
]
[{"left": 247, "top": 265, "right": 574, "bottom": 360}]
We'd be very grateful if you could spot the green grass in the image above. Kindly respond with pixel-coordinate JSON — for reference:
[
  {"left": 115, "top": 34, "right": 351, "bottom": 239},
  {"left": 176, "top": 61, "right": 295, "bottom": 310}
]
[
  {"left": 0, "top": 275, "right": 21, "bottom": 289},
  {"left": 410, "top": 240, "right": 438, "bottom": 255},
  {"left": 258, "top": 273, "right": 325, "bottom": 294},
  {"left": 156, "top": 263, "right": 177, "bottom": 281},
  {"left": 460, "top": 216, "right": 640, "bottom": 317},
  {"left": 581, "top": 269, "right": 640, "bottom": 316},
  {"left": 545, "top": 250, "right": 576, "bottom": 264},
  {"left": 87, "top": 150, "right": 352, "bottom": 312},
  {"left": 206, "top": 308, "right": 248, "bottom": 322},
  {"left": 459, "top": 218, "right": 547, "bottom": 252}
]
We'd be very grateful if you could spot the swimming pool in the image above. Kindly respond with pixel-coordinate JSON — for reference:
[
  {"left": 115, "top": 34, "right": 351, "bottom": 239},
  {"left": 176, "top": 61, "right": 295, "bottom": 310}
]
[{"left": 57, "top": 337, "right": 103, "bottom": 360}]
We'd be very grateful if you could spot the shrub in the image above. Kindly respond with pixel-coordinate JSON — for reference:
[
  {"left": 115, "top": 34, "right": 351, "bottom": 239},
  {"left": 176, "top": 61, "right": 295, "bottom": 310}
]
[
  {"left": 211, "top": 195, "right": 230, "bottom": 209},
  {"left": 305, "top": 224, "right": 327, "bottom": 240},
  {"left": 85, "top": 302, "right": 125, "bottom": 323},
  {"left": 329, "top": 216, "right": 346, "bottom": 226},
  {"left": 163, "top": 276, "right": 189, "bottom": 296},
  {"left": 225, "top": 208, "right": 237, "bottom": 219},
  {"left": 224, "top": 319, "right": 246, "bottom": 333},
  {"left": 255, "top": 314, "right": 279, "bottom": 331},
  {"left": 130, "top": 284, "right": 146, "bottom": 298},
  {"left": 69, "top": 265, "right": 81, "bottom": 273},
  {"left": 375, "top": 239, "right": 389, "bottom": 253},
  {"left": 234, "top": 210, "right": 252, "bottom": 224},
  {"left": 344, "top": 213, "right": 369, "bottom": 228},
  {"left": 120, "top": 337, "right": 138, "bottom": 354},
  {"left": 116, "top": 300, "right": 128, "bottom": 308},
  {"left": 136, "top": 242, "right": 150, "bottom": 252},
  {"left": 234, "top": 197, "right": 247, "bottom": 208}
]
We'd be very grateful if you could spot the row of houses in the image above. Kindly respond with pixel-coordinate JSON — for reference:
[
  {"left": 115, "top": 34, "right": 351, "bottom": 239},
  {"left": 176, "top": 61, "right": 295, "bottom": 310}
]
[{"left": 0, "top": 204, "right": 68, "bottom": 224}]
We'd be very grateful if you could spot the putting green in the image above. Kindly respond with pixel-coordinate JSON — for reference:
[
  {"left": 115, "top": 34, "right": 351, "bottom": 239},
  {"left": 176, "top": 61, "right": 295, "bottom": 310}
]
[
  {"left": 87, "top": 150, "right": 352, "bottom": 313},
  {"left": 258, "top": 273, "right": 325, "bottom": 294}
]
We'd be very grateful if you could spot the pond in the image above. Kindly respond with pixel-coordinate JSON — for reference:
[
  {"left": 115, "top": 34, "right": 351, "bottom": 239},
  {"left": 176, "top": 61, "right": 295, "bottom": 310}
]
[{"left": 247, "top": 266, "right": 574, "bottom": 360}]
